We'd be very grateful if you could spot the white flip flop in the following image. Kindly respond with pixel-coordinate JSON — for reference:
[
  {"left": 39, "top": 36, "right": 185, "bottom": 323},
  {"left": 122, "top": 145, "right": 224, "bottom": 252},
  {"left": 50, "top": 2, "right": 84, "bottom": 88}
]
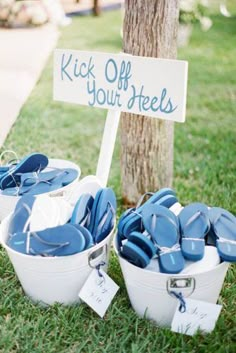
[
  {"left": 29, "top": 195, "right": 60, "bottom": 232},
  {"left": 55, "top": 197, "right": 73, "bottom": 225},
  {"left": 181, "top": 246, "right": 221, "bottom": 274},
  {"left": 65, "top": 175, "right": 102, "bottom": 206}
]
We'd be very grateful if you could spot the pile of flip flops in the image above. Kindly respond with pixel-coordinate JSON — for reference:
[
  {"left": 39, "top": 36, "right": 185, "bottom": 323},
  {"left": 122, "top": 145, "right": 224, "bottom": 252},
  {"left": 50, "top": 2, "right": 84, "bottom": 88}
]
[
  {"left": 7, "top": 188, "right": 116, "bottom": 256},
  {"left": 117, "top": 188, "right": 236, "bottom": 273},
  {"left": 0, "top": 152, "right": 79, "bottom": 196}
]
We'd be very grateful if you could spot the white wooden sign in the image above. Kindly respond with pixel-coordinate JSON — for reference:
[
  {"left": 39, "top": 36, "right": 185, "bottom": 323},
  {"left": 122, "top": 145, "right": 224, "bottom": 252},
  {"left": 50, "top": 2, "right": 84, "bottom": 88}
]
[
  {"left": 53, "top": 49, "right": 188, "bottom": 186},
  {"left": 54, "top": 49, "right": 188, "bottom": 123}
]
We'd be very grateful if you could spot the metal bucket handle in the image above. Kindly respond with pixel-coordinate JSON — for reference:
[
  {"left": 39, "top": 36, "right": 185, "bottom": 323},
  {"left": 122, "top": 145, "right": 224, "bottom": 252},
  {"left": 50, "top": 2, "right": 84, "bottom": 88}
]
[
  {"left": 88, "top": 243, "right": 108, "bottom": 269},
  {"left": 167, "top": 277, "right": 196, "bottom": 297}
]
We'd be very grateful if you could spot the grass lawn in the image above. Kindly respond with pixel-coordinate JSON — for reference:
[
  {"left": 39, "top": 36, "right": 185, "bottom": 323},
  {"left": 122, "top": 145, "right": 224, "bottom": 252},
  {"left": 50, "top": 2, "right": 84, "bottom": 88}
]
[{"left": 0, "top": 5, "right": 236, "bottom": 353}]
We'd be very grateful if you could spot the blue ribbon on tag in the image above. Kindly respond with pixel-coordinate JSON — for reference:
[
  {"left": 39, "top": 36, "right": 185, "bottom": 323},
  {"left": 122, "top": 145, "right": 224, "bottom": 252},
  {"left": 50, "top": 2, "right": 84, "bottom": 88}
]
[
  {"left": 95, "top": 261, "right": 106, "bottom": 281},
  {"left": 170, "top": 291, "right": 186, "bottom": 313}
]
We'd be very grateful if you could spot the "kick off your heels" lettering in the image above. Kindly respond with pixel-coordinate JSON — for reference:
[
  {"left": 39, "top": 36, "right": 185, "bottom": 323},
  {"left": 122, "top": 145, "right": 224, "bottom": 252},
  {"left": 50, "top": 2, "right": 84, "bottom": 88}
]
[{"left": 60, "top": 53, "right": 178, "bottom": 116}]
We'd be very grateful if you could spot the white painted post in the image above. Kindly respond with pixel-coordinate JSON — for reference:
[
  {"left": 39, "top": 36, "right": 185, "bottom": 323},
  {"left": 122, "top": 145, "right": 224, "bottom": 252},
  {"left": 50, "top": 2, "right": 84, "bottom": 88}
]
[{"left": 96, "top": 110, "right": 120, "bottom": 187}]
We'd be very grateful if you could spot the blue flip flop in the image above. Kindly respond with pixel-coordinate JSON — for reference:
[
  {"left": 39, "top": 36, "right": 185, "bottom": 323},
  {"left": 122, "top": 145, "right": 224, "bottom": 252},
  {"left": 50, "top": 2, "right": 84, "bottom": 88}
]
[
  {"left": 9, "top": 195, "right": 36, "bottom": 235},
  {"left": 70, "top": 194, "right": 94, "bottom": 227},
  {"left": 121, "top": 241, "right": 151, "bottom": 268},
  {"left": 0, "top": 153, "right": 48, "bottom": 190},
  {"left": 2, "top": 169, "right": 78, "bottom": 196},
  {"left": 88, "top": 188, "right": 116, "bottom": 243},
  {"left": 118, "top": 188, "right": 176, "bottom": 239},
  {"left": 1, "top": 181, "right": 53, "bottom": 196},
  {"left": 179, "top": 203, "right": 210, "bottom": 261},
  {"left": 118, "top": 193, "right": 178, "bottom": 244},
  {"left": 8, "top": 224, "right": 86, "bottom": 256},
  {"left": 73, "top": 224, "right": 94, "bottom": 249},
  {"left": 128, "top": 232, "right": 156, "bottom": 258},
  {"left": 20, "top": 168, "right": 78, "bottom": 187},
  {"left": 209, "top": 207, "right": 236, "bottom": 262},
  {"left": 142, "top": 204, "right": 185, "bottom": 274}
]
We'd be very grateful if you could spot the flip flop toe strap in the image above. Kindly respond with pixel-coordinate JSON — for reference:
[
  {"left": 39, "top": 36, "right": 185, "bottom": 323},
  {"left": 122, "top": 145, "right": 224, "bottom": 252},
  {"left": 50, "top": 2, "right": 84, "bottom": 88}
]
[
  {"left": 130, "top": 209, "right": 142, "bottom": 217},
  {"left": 212, "top": 213, "right": 236, "bottom": 244},
  {"left": 9, "top": 202, "right": 33, "bottom": 235},
  {"left": 135, "top": 192, "right": 154, "bottom": 209},
  {"left": 18, "top": 179, "right": 52, "bottom": 195},
  {"left": 150, "top": 214, "right": 180, "bottom": 254},
  {"left": 183, "top": 210, "right": 210, "bottom": 234},
  {"left": 20, "top": 169, "right": 67, "bottom": 185},
  {"left": 95, "top": 201, "right": 115, "bottom": 236},
  {"left": 80, "top": 207, "right": 92, "bottom": 227},
  {"left": 182, "top": 237, "right": 205, "bottom": 242},
  {"left": 157, "top": 243, "right": 181, "bottom": 256},
  {"left": 217, "top": 238, "right": 236, "bottom": 245},
  {"left": 151, "top": 213, "right": 178, "bottom": 234},
  {"left": 214, "top": 213, "right": 236, "bottom": 230}
]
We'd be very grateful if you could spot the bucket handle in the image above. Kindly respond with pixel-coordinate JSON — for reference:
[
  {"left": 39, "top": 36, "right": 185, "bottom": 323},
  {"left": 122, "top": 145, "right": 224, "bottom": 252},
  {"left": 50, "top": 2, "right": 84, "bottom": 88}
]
[
  {"left": 166, "top": 277, "right": 196, "bottom": 298},
  {"left": 88, "top": 244, "right": 108, "bottom": 269}
]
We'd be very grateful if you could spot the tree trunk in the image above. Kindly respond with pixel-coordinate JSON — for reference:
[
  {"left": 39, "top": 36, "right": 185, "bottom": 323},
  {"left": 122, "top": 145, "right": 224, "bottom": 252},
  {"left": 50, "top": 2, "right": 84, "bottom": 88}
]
[
  {"left": 121, "top": 0, "right": 179, "bottom": 205},
  {"left": 93, "top": 0, "right": 100, "bottom": 16}
]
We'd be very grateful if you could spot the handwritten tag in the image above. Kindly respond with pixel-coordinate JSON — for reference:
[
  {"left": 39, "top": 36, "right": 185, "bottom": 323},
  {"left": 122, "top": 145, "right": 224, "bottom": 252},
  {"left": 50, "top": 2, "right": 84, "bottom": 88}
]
[
  {"left": 79, "top": 269, "right": 119, "bottom": 318},
  {"left": 171, "top": 298, "right": 222, "bottom": 336}
]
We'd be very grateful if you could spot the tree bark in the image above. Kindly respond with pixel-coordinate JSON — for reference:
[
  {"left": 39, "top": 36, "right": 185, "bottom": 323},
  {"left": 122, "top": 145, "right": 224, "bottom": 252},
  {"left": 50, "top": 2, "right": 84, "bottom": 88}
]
[
  {"left": 93, "top": 0, "right": 100, "bottom": 16},
  {"left": 121, "top": 0, "right": 179, "bottom": 205}
]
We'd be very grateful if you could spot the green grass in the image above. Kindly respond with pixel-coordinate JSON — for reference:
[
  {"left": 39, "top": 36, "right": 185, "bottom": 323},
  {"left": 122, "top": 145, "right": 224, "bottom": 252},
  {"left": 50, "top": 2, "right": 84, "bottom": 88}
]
[{"left": 1, "top": 6, "right": 236, "bottom": 353}]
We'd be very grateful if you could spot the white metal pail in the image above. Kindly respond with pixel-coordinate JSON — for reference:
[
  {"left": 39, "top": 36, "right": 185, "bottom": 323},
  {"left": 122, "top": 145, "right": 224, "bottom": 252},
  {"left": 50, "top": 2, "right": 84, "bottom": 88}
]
[
  {"left": 0, "top": 215, "right": 114, "bottom": 305},
  {"left": 114, "top": 234, "right": 229, "bottom": 327}
]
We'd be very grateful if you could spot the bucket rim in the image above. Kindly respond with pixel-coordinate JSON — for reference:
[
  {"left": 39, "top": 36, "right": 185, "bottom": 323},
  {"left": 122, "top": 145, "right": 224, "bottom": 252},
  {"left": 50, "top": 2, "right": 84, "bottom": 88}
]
[{"left": 113, "top": 232, "right": 229, "bottom": 278}]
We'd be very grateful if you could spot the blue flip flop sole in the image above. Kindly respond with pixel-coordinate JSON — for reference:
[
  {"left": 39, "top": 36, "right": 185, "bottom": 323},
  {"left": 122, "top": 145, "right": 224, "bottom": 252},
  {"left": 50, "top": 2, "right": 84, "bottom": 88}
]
[
  {"left": 128, "top": 231, "right": 156, "bottom": 258},
  {"left": 2, "top": 172, "right": 78, "bottom": 196},
  {"left": 209, "top": 207, "right": 236, "bottom": 262},
  {"left": 89, "top": 188, "right": 116, "bottom": 243},
  {"left": 142, "top": 204, "right": 184, "bottom": 273},
  {"left": 8, "top": 224, "right": 86, "bottom": 256},
  {"left": 73, "top": 224, "right": 94, "bottom": 249},
  {"left": 21, "top": 168, "right": 78, "bottom": 187},
  {"left": 121, "top": 242, "right": 151, "bottom": 268},
  {"left": 9, "top": 195, "right": 36, "bottom": 235},
  {"left": 88, "top": 189, "right": 103, "bottom": 235},
  {"left": 179, "top": 203, "right": 209, "bottom": 261},
  {"left": 71, "top": 194, "right": 94, "bottom": 226}
]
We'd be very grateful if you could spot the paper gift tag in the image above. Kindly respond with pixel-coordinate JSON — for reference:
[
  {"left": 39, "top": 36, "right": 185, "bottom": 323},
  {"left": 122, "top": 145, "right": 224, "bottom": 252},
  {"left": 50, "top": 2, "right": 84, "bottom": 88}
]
[
  {"left": 171, "top": 298, "right": 222, "bottom": 336},
  {"left": 79, "top": 269, "right": 119, "bottom": 318}
]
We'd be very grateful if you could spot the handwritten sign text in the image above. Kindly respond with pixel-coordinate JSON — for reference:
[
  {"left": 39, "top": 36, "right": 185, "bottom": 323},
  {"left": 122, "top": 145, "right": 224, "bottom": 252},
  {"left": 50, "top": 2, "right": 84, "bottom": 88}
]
[{"left": 54, "top": 50, "right": 188, "bottom": 122}]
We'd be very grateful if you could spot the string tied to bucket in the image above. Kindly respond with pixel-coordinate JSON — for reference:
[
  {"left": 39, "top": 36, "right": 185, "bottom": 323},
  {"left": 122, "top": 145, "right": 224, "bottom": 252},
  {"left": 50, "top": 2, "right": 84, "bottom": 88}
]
[
  {"left": 170, "top": 291, "right": 186, "bottom": 313},
  {"left": 95, "top": 261, "right": 106, "bottom": 283}
]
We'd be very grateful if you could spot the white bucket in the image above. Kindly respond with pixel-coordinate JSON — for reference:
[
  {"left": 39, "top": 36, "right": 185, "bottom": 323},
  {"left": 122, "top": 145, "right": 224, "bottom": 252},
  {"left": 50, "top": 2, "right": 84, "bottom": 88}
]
[
  {"left": 114, "top": 234, "right": 229, "bottom": 327},
  {"left": 0, "top": 214, "right": 114, "bottom": 305},
  {"left": 0, "top": 158, "right": 80, "bottom": 222}
]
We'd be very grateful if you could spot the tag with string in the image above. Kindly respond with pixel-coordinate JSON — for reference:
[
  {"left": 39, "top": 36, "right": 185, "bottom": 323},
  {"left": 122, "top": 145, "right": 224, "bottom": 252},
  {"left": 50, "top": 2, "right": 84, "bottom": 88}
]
[
  {"left": 78, "top": 262, "right": 119, "bottom": 318},
  {"left": 171, "top": 293, "right": 222, "bottom": 336}
]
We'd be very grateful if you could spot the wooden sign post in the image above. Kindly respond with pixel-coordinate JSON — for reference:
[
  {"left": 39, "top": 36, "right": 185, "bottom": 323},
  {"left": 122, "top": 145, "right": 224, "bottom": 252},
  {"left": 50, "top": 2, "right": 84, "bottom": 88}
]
[{"left": 54, "top": 50, "right": 188, "bottom": 186}]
